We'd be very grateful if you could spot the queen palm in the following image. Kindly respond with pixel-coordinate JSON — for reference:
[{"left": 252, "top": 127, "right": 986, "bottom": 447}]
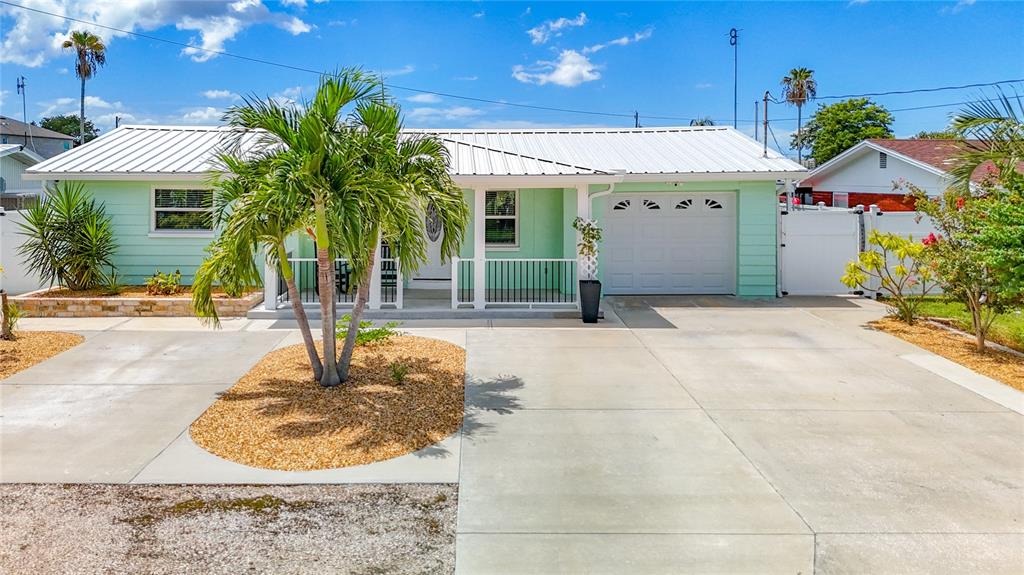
[
  {"left": 781, "top": 67, "right": 816, "bottom": 163},
  {"left": 192, "top": 152, "right": 325, "bottom": 380},
  {"left": 334, "top": 100, "right": 468, "bottom": 381},
  {"left": 949, "top": 90, "right": 1024, "bottom": 190},
  {"left": 62, "top": 31, "right": 106, "bottom": 145}
]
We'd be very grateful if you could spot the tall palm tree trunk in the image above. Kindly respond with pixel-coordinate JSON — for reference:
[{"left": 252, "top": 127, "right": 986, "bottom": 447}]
[
  {"left": 796, "top": 104, "right": 803, "bottom": 163},
  {"left": 337, "top": 230, "right": 377, "bottom": 383},
  {"left": 277, "top": 244, "right": 323, "bottom": 380},
  {"left": 79, "top": 77, "right": 86, "bottom": 145},
  {"left": 314, "top": 204, "right": 341, "bottom": 387}
]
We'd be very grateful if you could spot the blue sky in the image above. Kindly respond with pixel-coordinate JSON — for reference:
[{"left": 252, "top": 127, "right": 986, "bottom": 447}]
[{"left": 1, "top": 0, "right": 1022, "bottom": 156}]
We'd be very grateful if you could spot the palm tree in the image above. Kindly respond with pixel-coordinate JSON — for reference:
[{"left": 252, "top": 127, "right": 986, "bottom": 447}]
[
  {"left": 689, "top": 117, "right": 715, "bottom": 126},
  {"left": 781, "top": 67, "right": 817, "bottom": 163},
  {"left": 192, "top": 152, "right": 325, "bottom": 380},
  {"left": 334, "top": 100, "right": 468, "bottom": 381},
  {"left": 62, "top": 31, "right": 106, "bottom": 146},
  {"left": 949, "top": 90, "right": 1024, "bottom": 190}
]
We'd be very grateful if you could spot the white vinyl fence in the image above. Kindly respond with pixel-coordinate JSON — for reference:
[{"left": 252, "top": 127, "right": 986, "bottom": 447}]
[
  {"left": 0, "top": 208, "right": 47, "bottom": 295},
  {"left": 779, "top": 205, "right": 938, "bottom": 296}
]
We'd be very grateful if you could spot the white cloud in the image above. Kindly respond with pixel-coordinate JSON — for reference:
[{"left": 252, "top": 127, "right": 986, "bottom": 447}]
[
  {"left": 202, "top": 89, "right": 241, "bottom": 100},
  {"left": 406, "top": 106, "right": 484, "bottom": 122},
  {"left": 39, "top": 95, "right": 123, "bottom": 117},
  {"left": 512, "top": 50, "right": 600, "bottom": 87},
  {"left": 270, "top": 86, "right": 304, "bottom": 107},
  {"left": 942, "top": 0, "right": 976, "bottom": 14},
  {"left": 454, "top": 75, "right": 478, "bottom": 81},
  {"left": 407, "top": 93, "right": 442, "bottom": 104},
  {"left": 582, "top": 28, "right": 653, "bottom": 54},
  {"left": 527, "top": 12, "right": 587, "bottom": 45},
  {"left": 695, "top": 82, "right": 713, "bottom": 89},
  {"left": 0, "top": 0, "right": 314, "bottom": 67},
  {"left": 328, "top": 18, "right": 357, "bottom": 27},
  {"left": 181, "top": 106, "right": 223, "bottom": 123},
  {"left": 472, "top": 11, "right": 485, "bottom": 18},
  {"left": 848, "top": 0, "right": 869, "bottom": 5},
  {"left": 382, "top": 64, "right": 415, "bottom": 77}
]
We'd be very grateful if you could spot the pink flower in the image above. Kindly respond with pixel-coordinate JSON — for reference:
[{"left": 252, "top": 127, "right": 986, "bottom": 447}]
[
  {"left": 956, "top": 197, "right": 965, "bottom": 210},
  {"left": 922, "top": 233, "right": 940, "bottom": 246}
]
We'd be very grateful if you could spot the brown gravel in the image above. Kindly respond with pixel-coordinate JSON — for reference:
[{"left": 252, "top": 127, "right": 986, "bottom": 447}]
[
  {"left": 872, "top": 317, "right": 1024, "bottom": 391},
  {"left": 190, "top": 335, "right": 466, "bottom": 470},
  {"left": 0, "top": 483, "right": 456, "bottom": 575},
  {"left": 0, "top": 331, "right": 83, "bottom": 380}
]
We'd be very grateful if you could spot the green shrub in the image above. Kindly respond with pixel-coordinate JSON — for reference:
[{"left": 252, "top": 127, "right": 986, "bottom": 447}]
[
  {"left": 389, "top": 361, "right": 410, "bottom": 384},
  {"left": 842, "top": 230, "right": 937, "bottom": 324},
  {"left": 2, "top": 300, "right": 24, "bottom": 340},
  {"left": 100, "top": 267, "right": 124, "bottom": 296},
  {"left": 146, "top": 269, "right": 184, "bottom": 296},
  {"left": 335, "top": 314, "right": 401, "bottom": 346},
  {"left": 17, "top": 181, "right": 117, "bottom": 291}
]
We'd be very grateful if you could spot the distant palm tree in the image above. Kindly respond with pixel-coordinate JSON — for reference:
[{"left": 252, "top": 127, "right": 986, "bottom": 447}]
[
  {"left": 62, "top": 31, "right": 106, "bottom": 146},
  {"left": 689, "top": 117, "right": 715, "bottom": 126},
  {"left": 782, "top": 67, "right": 817, "bottom": 162}
]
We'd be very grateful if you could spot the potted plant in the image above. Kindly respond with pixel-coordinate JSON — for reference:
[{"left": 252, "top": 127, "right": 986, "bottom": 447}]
[{"left": 573, "top": 216, "right": 603, "bottom": 323}]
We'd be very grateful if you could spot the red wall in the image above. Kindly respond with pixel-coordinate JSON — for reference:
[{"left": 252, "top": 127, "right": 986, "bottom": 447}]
[{"left": 791, "top": 191, "right": 918, "bottom": 212}]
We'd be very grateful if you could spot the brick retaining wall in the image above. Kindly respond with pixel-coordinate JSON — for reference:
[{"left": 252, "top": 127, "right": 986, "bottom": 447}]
[{"left": 12, "top": 289, "right": 263, "bottom": 318}]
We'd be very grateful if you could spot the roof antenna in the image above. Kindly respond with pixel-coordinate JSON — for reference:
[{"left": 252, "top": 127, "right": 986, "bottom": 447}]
[
  {"left": 16, "top": 76, "right": 36, "bottom": 152},
  {"left": 633, "top": 111, "right": 640, "bottom": 128},
  {"left": 729, "top": 28, "right": 740, "bottom": 129}
]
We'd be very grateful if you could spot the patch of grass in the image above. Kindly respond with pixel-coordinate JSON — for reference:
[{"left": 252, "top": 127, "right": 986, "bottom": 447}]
[
  {"left": 914, "top": 298, "right": 1024, "bottom": 352},
  {"left": 124, "top": 495, "right": 313, "bottom": 527}
]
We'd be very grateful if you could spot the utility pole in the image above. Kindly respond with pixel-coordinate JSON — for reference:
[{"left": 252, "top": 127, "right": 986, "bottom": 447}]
[
  {"left": 754, "top": 100, "right": 759, "bottom": 142},
  {"left": 633, "top": 111, "right": 639, "bottom": 128},
  {"left": 762, "top": 91, "right": 770, "bottom": 158},
  {"left": 115, "top": 115, "right": 121, "bottom": 129},
  {"left": 16, "top": 76, "right": 35, "bottom": 152},
  {"left": 729, "top": 28, "right": 739, "bottom": 129}
]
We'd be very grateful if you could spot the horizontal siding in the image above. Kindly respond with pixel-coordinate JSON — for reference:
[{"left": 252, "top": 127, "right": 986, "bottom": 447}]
[
  {"left": 84, "top": 180, "right": 214, "bottom": 285},
  {"left": 736, "top": 181, "right": 778, "bottom": 297}
]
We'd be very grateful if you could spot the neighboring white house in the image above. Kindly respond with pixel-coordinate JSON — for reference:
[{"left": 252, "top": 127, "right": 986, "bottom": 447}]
[
  {"left": 797, "top": 139, "right": 997, "bottom": 211},
  {"left": 0, "top": 143, "right": 44, "bottom": 210}
]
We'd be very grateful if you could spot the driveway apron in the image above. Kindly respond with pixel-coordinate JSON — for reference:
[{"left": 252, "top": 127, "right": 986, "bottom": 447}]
[{"left": 455, "top": 299, "right": 1023, "bottom": 574}]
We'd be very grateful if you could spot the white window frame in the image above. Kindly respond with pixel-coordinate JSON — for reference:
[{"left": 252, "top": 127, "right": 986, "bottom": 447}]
[
  {"left": 149, "top": 185, "right": 215, "bottom": 238},
  {"left": 484, "top": 189, "right": 519, "bottom": 249}
]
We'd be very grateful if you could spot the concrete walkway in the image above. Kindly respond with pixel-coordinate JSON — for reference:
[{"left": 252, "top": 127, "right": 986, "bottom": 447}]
[
  {"left": 3, "top": 300, "right": 1023, "bottom": 573},
  {"left": 454, "top": 297, "right": 1024, "bottom": 574}
]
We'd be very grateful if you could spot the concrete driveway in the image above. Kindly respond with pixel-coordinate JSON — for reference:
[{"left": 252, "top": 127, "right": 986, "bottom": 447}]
[{"left": 455, "top": 296, "right": 1024, "bottom": 574}]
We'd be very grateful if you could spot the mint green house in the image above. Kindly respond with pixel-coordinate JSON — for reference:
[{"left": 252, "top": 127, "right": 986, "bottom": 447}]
[{"left": 24, "top": 125, "right": 805, "bottom": 312}]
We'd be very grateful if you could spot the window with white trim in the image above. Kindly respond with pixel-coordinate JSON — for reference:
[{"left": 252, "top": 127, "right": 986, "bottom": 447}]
[
  {"left": 485, "top": 190, "right": 518, "bottom": 246},
  {"left": 153, "top": 188, "right": 214, "bottom": 232}
]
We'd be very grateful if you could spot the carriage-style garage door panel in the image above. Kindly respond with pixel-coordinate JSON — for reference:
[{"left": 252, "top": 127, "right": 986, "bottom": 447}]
[{"left": 604, "top": 192, "right": 737, "bottom": 294}]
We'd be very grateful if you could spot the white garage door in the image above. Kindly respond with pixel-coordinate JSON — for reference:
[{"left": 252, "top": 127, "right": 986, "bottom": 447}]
[{"left": 603, "top": 192, "right": 737, "bottom": 294}]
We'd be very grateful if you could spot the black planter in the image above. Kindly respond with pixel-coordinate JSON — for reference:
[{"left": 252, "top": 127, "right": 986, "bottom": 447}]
[{"left": 579, "top": 279, "right": 602, "bottom": 323}]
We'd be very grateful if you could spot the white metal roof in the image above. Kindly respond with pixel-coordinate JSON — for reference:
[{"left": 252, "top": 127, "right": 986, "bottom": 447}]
[
  {"left": 0, "top": 143, "right": 44, "bottom": 165},
  {"left": 417, "top": 127, "right": 805, "bottom": 176},
  {"left": 24, "top": 125, "right": 270, "bottom": 180},
  {"left": 26, "top": 124, "right": 804, "bottom": 181}
]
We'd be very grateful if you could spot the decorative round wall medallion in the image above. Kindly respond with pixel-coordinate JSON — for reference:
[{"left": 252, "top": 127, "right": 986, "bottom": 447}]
[{"left": 425, "top": 201, "right": 441, "bottom": 241}]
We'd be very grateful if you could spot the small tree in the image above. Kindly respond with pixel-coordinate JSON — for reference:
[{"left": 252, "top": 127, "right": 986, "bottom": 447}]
[
  {"left": 17, "top": 181, "right": 117, "bottom": 291},
  {"left": 794, "top": 98, "right": 894, "bottom": 165},
  {"left": 907, "top": 178, "right": 1022, "bottom": 352},
  {"left": 573, "top": 217, "right": 602, "bottom": 281},
  {"left": 841, "top": 229, "right": 937, "bottom": 324},
  {"left": 40, "top": 114, "right": 99, "bottom": 143}
]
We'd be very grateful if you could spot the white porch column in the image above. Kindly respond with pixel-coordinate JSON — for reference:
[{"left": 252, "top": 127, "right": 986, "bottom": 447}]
[
  {"left": 473, "top": 188, "right": 487, "bottom": 309},
  {"left": 263, "top": 249, "right": 278, "bottom": 311},
  {"left": 368, "top": 238, "right": 383, "bottom": 310},
  {"left": 575, "top": 183, "right": 591, "bottom": 286}
]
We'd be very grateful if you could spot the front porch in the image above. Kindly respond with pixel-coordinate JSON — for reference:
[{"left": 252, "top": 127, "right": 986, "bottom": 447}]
[{"left": 258, "top": 182, "right": 596, "bottom": 317}]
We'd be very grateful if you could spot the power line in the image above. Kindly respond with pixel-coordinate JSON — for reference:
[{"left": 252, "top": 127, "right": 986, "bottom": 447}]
[{"left": 812, "top": 79, "right": 1024, "bottom": 101}]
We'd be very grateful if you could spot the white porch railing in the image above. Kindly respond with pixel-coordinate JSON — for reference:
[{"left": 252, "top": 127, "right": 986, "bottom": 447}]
[
  {"left": 267, "top": 256, "right": 402, "bottom": 310},
  {"left": 452, "top": 257, "right": 578, "bottom": 309}
]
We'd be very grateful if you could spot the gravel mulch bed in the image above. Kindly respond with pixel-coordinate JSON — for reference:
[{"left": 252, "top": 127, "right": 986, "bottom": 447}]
[
  {"left": 191, "top": 335, "right": 465, "bottom": 470},
  {"left": 872, "top": 317, "right": 1024, "bottom": 391},
  {"left": 0, "top": 331, "right": 83, "bottom": 380},
  {"left": 0, "top": 483, "right": 456, "bottom": 575}
]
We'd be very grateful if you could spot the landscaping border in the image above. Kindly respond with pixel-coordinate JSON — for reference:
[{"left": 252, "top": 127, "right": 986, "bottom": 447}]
[{"left": 12, "top": 288, "right": 263, "bottom": 318}]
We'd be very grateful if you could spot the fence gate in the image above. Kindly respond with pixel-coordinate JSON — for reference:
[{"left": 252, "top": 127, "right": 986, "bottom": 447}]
[{"left": 780, "top": 208, "right": 862, "bottom": 296}]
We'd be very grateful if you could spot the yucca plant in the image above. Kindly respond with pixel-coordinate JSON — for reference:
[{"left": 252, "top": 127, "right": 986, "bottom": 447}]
[{"left": 17, "top": 181, "right": 118, "bottom": 291}]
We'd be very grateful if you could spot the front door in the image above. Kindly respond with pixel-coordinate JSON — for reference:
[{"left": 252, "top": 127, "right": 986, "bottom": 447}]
[{"left": 415, "top": 201, "right": 451, "bottom": 280}]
